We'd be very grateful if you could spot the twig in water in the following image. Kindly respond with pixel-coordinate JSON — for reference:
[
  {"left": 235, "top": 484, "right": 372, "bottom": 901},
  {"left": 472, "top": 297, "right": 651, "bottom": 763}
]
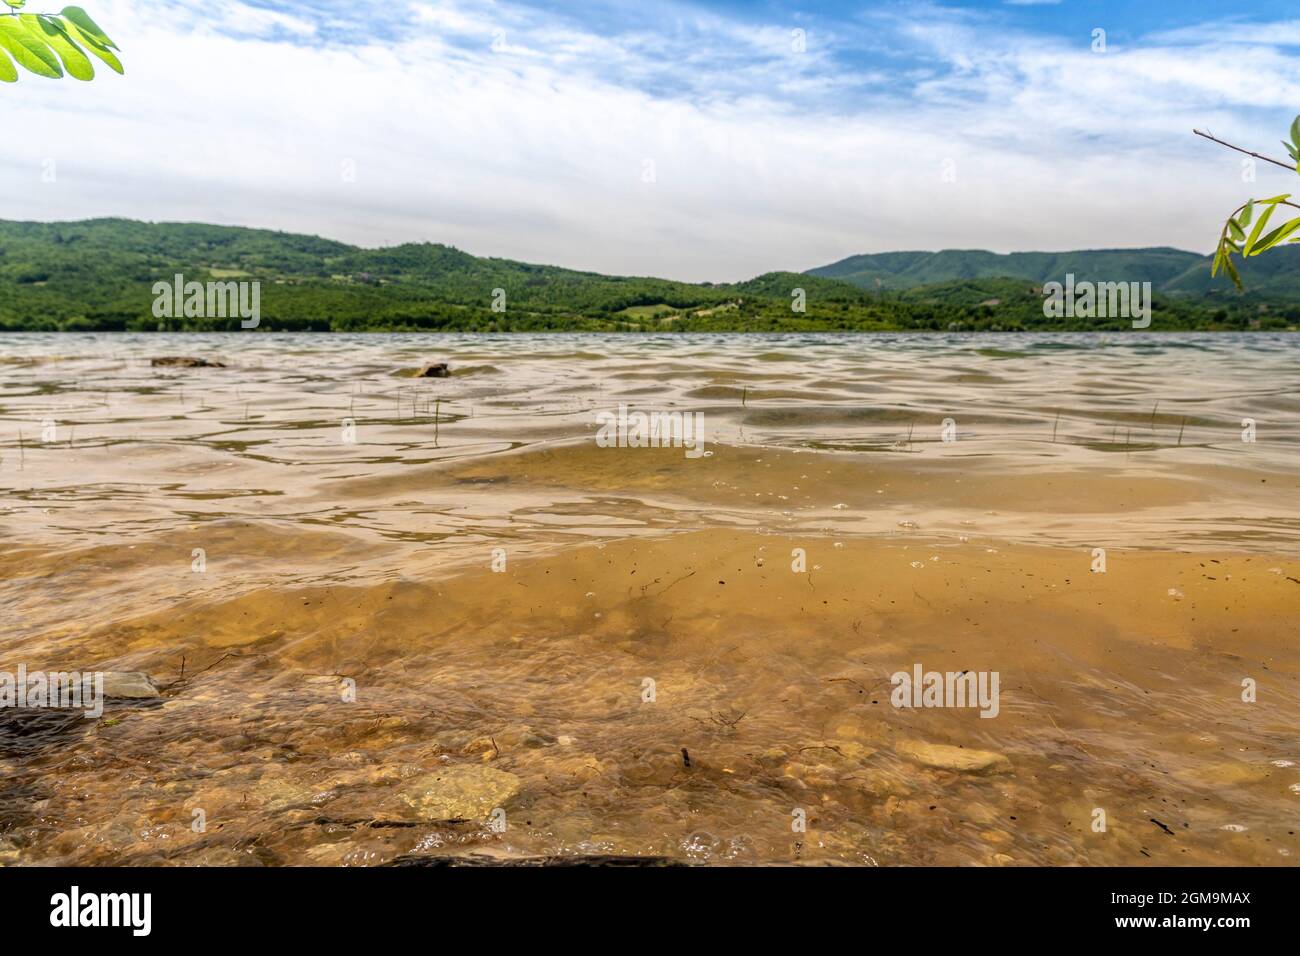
[{"left": 1177, "top": 417, "right": 1186, "bottom": 446}]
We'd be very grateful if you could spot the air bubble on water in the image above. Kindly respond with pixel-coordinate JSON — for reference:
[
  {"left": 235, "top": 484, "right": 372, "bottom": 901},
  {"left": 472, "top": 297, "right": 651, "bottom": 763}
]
[
  {"left": 833, "top": 542, "right": 844, "bottom": 549},
  {"left": 833, "top": 503, "right": 848, "bottom": 510},
  {"left": 1271, "top": 759, "right": 1294, "bottom": 767},
  {"left": 910, "top": 561, "right": 925, "bottom": 569},
  {"left": 1220, "top": 824, "right": 1248, "bottom": 832},
  {"left": 1167, "top": 588, "right": 1184, "bottom": 600}
]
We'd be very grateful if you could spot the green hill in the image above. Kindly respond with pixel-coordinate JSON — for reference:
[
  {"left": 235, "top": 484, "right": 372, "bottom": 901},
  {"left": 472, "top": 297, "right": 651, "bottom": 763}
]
[
  {"left": 0, "top": 218, "right": 1294, "bottom": 332},
  {"left": 807, "top": 244, "right": 1300, "bottom": 301},
  {"left": 807, "top": 247, "right": 1210, "bottom": 290}
]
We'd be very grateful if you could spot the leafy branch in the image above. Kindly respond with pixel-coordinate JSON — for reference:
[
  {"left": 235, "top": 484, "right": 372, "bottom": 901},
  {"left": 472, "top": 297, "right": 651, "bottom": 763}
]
[
  {"left": 1197, "top": 117, "right": 1300, "bottom": 290},
  {"left": 0, "top": 3, "right": 122, "bottom": 83}
]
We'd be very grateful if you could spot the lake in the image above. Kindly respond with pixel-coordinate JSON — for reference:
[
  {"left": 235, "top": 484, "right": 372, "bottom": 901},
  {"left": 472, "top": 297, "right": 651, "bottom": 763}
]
[{"left": 1, "top": 332, "right": 1297, "bottom": 865}]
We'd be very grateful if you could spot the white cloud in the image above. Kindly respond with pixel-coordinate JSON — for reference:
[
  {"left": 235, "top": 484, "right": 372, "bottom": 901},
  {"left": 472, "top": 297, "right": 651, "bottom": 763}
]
[{"left": 1, "top": 0, "right": 1297, "bottom": 280}]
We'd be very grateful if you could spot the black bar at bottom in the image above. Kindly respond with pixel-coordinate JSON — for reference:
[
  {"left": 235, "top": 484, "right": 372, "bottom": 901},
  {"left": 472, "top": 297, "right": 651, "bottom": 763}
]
[{"left": 0, "top": 864, "right": 1287, "bottom": 942}]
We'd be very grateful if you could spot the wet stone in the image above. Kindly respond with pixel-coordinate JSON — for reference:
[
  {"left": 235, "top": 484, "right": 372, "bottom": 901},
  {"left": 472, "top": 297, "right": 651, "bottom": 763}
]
[
  {"left": 150, "top": 356, "right": 224, "bottom": 368},
  {"left": 896, "top": 740, "right": 1010, "bottom": 774},
  {"left": 396, "top": 766, "right": 521, "bottom": 822},
  {"left": 100, "top": 672, "right": 162, "bottom": 699}
]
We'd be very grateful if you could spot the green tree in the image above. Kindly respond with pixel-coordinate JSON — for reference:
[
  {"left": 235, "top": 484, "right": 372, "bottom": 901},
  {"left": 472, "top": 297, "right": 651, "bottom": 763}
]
[
  {"left": 1197, "top": 118, "right": 1300, "bottom": 288},
  {"left": 0, "top": 3, "right": 121, "bottom": 82}
]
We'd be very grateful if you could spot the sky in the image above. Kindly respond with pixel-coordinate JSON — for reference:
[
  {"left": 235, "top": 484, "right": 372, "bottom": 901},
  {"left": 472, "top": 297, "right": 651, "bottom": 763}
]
[{"left": 3, "top": 0, "right": 1300, "bottom": 281}]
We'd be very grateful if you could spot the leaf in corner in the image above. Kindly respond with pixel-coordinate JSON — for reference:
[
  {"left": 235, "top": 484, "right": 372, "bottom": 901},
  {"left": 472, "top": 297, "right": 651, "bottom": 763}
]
[
  {"left": 0, "top": 45, "right": 16, "bottom": 81},
  {"left": 22, "top": 14, "right": 93, "bottom": 81},
  {"left": 1249, "top": 217, "right": 1300, "bottom": 256},
  {"left": 0, "top": 16, "right": 62, "bottom": 77},
  {"left": 1222, "top": 253, "right": 1242, "bottom": 290},
  {"left": 1243, "top": 201, "right": 1278, "bottom": 255},
  {"left": 59, "top": 6, "right": 116, "bottom": 49},
  {"left": 61, "top": 16, "right": 121, "bottom": 72}
]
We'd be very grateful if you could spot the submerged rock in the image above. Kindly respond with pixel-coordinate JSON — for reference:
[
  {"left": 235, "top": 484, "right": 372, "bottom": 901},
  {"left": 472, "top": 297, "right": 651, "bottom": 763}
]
[
  {"left": 396, "top": 765, "right": 521, "bottom": 821},
  {"left": 150, "top": 356, "right": 225, "bottom": 368},
  {"left": 100, "top": 672, "right": 161, "bottom": 699},
  {"left": 896, "top": 739, "right": 1010, "bottom": 774}
]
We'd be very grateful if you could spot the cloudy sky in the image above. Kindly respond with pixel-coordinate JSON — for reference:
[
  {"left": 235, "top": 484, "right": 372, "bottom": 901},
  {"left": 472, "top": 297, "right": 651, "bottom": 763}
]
[{"left": 3, "top": 0, "right": 1300, "bottom": 280}]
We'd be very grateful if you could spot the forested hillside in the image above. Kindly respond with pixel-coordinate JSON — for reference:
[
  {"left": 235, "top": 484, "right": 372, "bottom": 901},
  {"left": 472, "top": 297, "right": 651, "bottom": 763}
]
[{"left": 0, "top": 219, "right": 1293, "bottom": 332}]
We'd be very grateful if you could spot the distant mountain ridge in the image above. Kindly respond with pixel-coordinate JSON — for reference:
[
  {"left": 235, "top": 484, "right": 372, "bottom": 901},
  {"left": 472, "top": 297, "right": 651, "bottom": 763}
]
[
  {"left": 807, "top": 246, "right": 1300, "bottom": 298},
  {"left": 0, "top": 218, "right": 1295, "bottom": 332}
]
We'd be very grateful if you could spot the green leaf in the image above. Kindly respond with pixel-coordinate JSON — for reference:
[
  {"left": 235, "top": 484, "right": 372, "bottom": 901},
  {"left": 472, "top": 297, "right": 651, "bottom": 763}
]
[
  {"left": 22, "top": 14, "right": 93, "bottom": 81},
  {"left": 1227, "top": 218, "right": 1245, "bottom": 241},
  {"left": 3, "top": 1, "right": 27, "bottom": 9},
  {"left": 1256, "top": 194, "right": 1292, "bottom": 204},
  {"left": 1222, "top": 252, "right": 1242, "bottom": 290},
  {"left": 1243, "top": 201, "right": 1278, "bottom": 255},
  {"left": 63, "top": 17, "right": 120, "bottom": 73},
  {"left": 1240, "top": 201, "right": 1253, "bottom": 227},
  {"left": 0, "top": 16, "right": 62, "bottom": 77},
  {"left": 1290, "top": 115, "right": 1300, "bottom": 151},
  {"left": 0, "top": 45, "right": 16, "bottom": 81},
  {"left": 1249, "top": 216, "right": 1300, "bottom": 255},
  {"left": 60, "top": 6, "right": 115, "bottom": 49}
]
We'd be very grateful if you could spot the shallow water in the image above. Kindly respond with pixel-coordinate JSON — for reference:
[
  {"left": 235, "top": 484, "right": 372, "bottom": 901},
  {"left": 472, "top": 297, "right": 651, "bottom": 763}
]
[{"left": 0, "top": 332, "right": 1297, "bottom": 866}]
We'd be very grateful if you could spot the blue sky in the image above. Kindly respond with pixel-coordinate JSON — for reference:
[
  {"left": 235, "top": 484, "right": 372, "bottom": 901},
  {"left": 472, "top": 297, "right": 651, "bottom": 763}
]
[{"left": 4, "top": 0, "right": 1300, "bottom": 280}]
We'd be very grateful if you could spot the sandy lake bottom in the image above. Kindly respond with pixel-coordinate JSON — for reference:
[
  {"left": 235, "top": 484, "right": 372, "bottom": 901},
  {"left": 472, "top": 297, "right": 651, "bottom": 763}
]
[{"left": 0, "top": 332, "right": 1297, "bottom": 866}]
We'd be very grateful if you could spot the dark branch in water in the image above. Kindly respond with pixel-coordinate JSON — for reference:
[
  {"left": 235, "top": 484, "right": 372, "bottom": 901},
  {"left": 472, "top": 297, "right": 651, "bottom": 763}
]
[{"left": 1193, "top": 129, "right": 1296, "bottom": 172}]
